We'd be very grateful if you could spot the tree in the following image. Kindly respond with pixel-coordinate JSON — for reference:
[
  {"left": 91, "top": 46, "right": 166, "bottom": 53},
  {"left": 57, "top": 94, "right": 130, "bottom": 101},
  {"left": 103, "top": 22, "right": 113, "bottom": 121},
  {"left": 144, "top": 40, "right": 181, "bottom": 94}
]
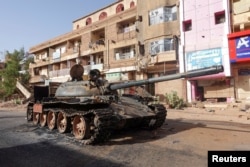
[
  {"left": 0, "top": 49, "right": 24, "bottom": 98},
  {"left": 20, "top": 54, "right": 34, "bottom": 85}
]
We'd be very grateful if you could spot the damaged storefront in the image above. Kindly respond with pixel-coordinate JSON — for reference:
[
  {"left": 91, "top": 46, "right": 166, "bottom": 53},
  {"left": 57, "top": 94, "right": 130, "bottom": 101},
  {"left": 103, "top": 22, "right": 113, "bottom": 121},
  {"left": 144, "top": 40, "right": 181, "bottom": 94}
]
[
  {"left": 186, "top": 47, "right": 231, "bottom": 102},
  {"left": 228, "top": 30, "right": 250, "bottom": 100}
]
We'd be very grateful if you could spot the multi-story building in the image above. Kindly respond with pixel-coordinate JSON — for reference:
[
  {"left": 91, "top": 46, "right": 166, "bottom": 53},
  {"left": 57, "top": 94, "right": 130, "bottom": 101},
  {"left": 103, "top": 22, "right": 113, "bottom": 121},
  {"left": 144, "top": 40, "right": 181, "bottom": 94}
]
[
  {"left": 29, "top": 0, "right": 183, "bottom": 101},
  {"left": 29, "top": 0, "right": 138, "bottom": 86},
  {"left": 228, "top": 0, "right": 250, "bottom": 100},
  {"left": 179, "top": 0, "right": 232, "bottom": 102},
  {"left": 136, "top": 0, "right": 183, "bottom": 100}
]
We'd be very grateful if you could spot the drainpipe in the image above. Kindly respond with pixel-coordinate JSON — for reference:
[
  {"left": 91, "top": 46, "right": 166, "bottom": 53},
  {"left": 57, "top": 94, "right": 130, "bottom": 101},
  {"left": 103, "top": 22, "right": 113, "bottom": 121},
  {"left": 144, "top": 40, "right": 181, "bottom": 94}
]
[
  {"left": 106, "top": 39, "right": 110, "bottom": 69},
  {"left": 174, "top": 35, "right": 179, "bottom": 72},
  {"left": 181, "top": 0, "right": 192, "bottom": 102}
]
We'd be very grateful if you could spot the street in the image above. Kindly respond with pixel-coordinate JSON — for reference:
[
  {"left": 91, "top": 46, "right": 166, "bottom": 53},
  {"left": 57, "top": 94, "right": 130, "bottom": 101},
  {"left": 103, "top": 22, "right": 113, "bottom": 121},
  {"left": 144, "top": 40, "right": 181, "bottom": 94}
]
[{"left": 0, "top": 108, "right": 250, "bottom": 167}]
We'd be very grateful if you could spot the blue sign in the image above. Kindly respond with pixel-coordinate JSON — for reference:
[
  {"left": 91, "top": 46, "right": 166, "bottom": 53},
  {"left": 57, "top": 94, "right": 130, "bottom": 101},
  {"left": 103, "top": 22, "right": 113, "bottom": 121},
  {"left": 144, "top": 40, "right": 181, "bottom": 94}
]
[
  {"left": 235, "top": 36, "right": 250, "bottom": 59},
  {"left": 186, "top": 48, "right": 222, "bottom": 71}
]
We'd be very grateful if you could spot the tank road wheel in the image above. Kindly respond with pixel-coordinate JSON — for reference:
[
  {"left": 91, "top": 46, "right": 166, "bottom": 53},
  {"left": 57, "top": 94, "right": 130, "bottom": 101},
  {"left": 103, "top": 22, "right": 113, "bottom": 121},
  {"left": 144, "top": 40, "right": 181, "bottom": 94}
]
[
  {"left": 39, "top": 112, "right": 47, "bottom": 127},
  {"left": 33, "top": 112, "right": 40, "bottom": 125},
  {"left": 73, "top": 116, "right": 90, "bottom": 140},
  {"left": 57, "top": 112, "right": 70, "bottom": 133},
  {"left": 47, "top": 111, "right": 57, "bottom": 130}
]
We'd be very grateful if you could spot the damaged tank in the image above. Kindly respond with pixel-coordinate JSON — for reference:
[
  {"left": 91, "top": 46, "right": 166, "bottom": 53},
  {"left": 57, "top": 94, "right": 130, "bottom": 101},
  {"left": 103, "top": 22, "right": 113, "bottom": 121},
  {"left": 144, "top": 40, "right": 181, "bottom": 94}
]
[{"left": 26, "top": 64, "right": 224, "bottom": 144}]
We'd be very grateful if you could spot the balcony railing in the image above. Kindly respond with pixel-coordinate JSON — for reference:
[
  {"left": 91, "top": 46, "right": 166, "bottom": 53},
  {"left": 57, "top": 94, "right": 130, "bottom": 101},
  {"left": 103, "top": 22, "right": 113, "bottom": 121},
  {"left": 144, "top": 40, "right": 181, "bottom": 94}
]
[
  {"left": 117, "top": 26, "right": 136, "bottom": 41},
  {"left": 48, "top": 64, "right": 104, "bottom": 78},
  {"left": 115, "top": 52, "right": 135, "bottom": 60},
  {"left": 49, "top": 68, "right": 70, "bottom": 78}
]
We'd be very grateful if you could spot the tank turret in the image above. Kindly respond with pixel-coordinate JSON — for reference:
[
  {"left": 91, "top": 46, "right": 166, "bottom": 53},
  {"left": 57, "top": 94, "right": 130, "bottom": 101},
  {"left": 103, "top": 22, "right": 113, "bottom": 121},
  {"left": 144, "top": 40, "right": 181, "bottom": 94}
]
[{"left": 55, "top": 65, "right": 223, "bottom": 97}]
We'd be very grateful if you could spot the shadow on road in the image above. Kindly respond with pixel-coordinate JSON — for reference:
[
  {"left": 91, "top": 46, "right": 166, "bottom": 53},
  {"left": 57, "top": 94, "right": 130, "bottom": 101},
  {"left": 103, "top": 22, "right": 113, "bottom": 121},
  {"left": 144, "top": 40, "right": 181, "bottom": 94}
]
[
  {"left": 106, "top": 118, "right": 206, "bottom": 145},
  {"left": 0, "top": 141, "right": 122, "bottom": 167}
]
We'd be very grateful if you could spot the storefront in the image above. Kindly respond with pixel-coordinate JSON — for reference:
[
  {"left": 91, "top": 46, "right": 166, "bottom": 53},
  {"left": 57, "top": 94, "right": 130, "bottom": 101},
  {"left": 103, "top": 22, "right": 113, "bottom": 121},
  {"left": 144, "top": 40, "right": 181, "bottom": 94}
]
[
  {"left": 105, "top": 66, "right": 137, "bottom": 95},
  {"left": 185, "top": 47, "right": 231, "bottom": 102},
  {"left": 228, "top": 30, "right": 250, "bottom": 100}
]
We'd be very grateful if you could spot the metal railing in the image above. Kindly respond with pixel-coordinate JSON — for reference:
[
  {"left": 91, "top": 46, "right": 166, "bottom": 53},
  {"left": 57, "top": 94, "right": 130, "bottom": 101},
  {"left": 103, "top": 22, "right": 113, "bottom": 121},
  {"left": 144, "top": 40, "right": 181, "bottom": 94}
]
[{"left": 48, "top": 64, "right": 104, "bottom": 78}]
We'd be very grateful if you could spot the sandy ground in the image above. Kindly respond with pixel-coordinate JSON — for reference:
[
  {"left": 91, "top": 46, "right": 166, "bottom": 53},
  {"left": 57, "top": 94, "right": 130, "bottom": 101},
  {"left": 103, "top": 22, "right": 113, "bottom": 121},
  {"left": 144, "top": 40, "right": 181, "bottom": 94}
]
[{"left": 168, "top": 105, "right": 250, "bottom": 124}]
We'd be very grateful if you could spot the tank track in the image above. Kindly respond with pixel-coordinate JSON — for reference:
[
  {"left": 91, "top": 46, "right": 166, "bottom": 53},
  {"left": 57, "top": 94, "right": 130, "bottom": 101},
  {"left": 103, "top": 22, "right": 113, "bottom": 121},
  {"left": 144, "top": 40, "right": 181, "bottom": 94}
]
[
  {"left": 144, "top": 104, "right": 167, "bottom": 129},
  {"left": 68, "top": 108, "right": 114, "bottom": 145},
  {"left": 26, "top": 103, "right": 33, "bottom": 121},
  {"left": 29, "top": 104, "right": 117, "bottom": 145}
]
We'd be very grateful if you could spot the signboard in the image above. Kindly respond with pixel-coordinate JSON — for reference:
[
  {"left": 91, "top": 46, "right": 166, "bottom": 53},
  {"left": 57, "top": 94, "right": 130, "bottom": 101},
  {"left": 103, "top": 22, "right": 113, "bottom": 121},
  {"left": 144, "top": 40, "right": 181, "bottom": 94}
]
[
  {"left": 228, "top": 30, "right": 250, "bottom": 63},
  {"left": 106, "top": 72, "right": 129, "bottom": 82},
  {"left": 235, "top": 36, "right": 250, "bottom": 59},
  {"left": 106, "top": 73, "right": 121, "bottom": 82},
  {"left": 186, "top": 48, "right": 222, "bottom": 71}
]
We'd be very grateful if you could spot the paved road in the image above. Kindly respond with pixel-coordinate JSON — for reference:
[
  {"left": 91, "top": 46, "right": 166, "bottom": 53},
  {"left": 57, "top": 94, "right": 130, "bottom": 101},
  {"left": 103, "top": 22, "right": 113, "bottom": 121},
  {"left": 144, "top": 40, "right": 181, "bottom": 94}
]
[{"left": 0, "top": 109, "right": 250, "bottom": 167}]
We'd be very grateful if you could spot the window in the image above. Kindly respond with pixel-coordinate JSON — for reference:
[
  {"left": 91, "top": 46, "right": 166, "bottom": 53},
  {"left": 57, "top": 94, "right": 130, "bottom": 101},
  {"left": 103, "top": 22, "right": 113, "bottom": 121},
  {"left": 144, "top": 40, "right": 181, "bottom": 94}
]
[
  {"left": 34, "top": 68, "right": 40, "bottom": 75},
  {"left": 115, "top": 46, "right": 135, "bottom": 60},
  {"left": 149, "top": 6, "right": 177, "bottom": 25},
  {"left": 52, "top": 48, "right": 61, "bottom": 62},
  {"left": 214, "top": 10, "right": 225, "bottom": 24},
  {"left": 99, "top": 12, "right": 107, "bottom": 20},
  {"left": 116, "top": 4, "right": 124, "bottom": 13},
  {"left": 150, "top": 38, "right": 174, "bottom": 55},
  {"left": 73, "top": 42, "right": 80, "bottom": 53},
  {"left": 183, "top": 20, "right": 192, "bottom": 31},
  {"left": 130, "top": 1, "right": 135, "bottom": 8},
  {"left": 117, "top": 19, "right": 136, "bottom": 34},
  {"left": 86, "top": 18, "right": 92, "bottom": 25}
]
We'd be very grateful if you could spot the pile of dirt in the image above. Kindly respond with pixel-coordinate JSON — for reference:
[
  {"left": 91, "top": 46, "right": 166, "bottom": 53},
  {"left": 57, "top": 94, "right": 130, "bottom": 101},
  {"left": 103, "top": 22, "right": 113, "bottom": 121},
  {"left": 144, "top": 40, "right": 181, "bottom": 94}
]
[
  {"left": 167, "top": 104, "right": 250, "bottom": 124},
  {"left": 0, "top": 101, "right": 26, "bottom": 112},
  {"left": 0, "top": 102, "right": 19, "bottom": 108}
]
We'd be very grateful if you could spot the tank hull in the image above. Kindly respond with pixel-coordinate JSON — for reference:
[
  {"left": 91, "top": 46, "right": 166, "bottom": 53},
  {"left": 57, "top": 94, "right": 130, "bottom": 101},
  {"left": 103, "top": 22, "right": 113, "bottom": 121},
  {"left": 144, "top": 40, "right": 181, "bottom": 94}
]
[{"left": 27, "top": 95, "right": 167, "bottom": 144}]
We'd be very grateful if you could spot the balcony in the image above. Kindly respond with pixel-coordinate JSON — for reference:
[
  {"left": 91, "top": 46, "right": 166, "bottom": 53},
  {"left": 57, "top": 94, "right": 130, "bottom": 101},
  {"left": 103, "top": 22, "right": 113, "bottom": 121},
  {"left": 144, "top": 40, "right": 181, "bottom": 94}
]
[
  {"left": 117, "top": 26, "right": 136, "bottom": 41},
  {"left": 88, "top": 39, "right": 105, "bottom": 51},
  {"left": 115, "top": 50, "right": 135, "bottom": 60},
  {"left": 32, "top": 57, "right": 50, "bottom": 68},
  {"left": 29, "top": 75, "right": 47, "bottom": 84},
  {"left": 49, "top": 68, "right": 70, "bottom": 78},
  {"left": 233, "top": 13, "right": 250, "bottom": 28},
  {"left": 150, "top": 51, "right": 176, "bottom": 64},
  {"left": 48, "top": 64, "right": 103, "bottom": 78}
]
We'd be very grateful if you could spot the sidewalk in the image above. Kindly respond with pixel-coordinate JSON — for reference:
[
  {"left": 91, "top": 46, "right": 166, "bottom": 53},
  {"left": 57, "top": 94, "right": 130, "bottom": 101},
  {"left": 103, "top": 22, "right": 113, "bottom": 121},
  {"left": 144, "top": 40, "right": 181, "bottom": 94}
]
[{"left": 167, "top": 104, "right": 250, "bottom": 124}]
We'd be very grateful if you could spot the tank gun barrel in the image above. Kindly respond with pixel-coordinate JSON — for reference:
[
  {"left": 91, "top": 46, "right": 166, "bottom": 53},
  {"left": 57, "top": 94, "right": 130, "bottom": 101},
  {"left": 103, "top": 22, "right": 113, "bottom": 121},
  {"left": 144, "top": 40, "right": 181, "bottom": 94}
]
[{"left": 109, "top": 65, "right": 224, "bottom": 91}]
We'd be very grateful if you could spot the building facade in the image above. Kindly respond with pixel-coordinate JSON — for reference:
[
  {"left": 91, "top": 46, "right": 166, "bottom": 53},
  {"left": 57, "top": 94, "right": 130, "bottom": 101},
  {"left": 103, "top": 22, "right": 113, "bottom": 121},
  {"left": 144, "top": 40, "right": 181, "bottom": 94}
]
[
  {"left": 180, "top": 0, "right": 232, "bottom": 102},
  {"left": 227, "top": 0, "right": 250, "bottom": 100},
  {"left": 29, "top": 0, "right": 183, "bottom": 101}
]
